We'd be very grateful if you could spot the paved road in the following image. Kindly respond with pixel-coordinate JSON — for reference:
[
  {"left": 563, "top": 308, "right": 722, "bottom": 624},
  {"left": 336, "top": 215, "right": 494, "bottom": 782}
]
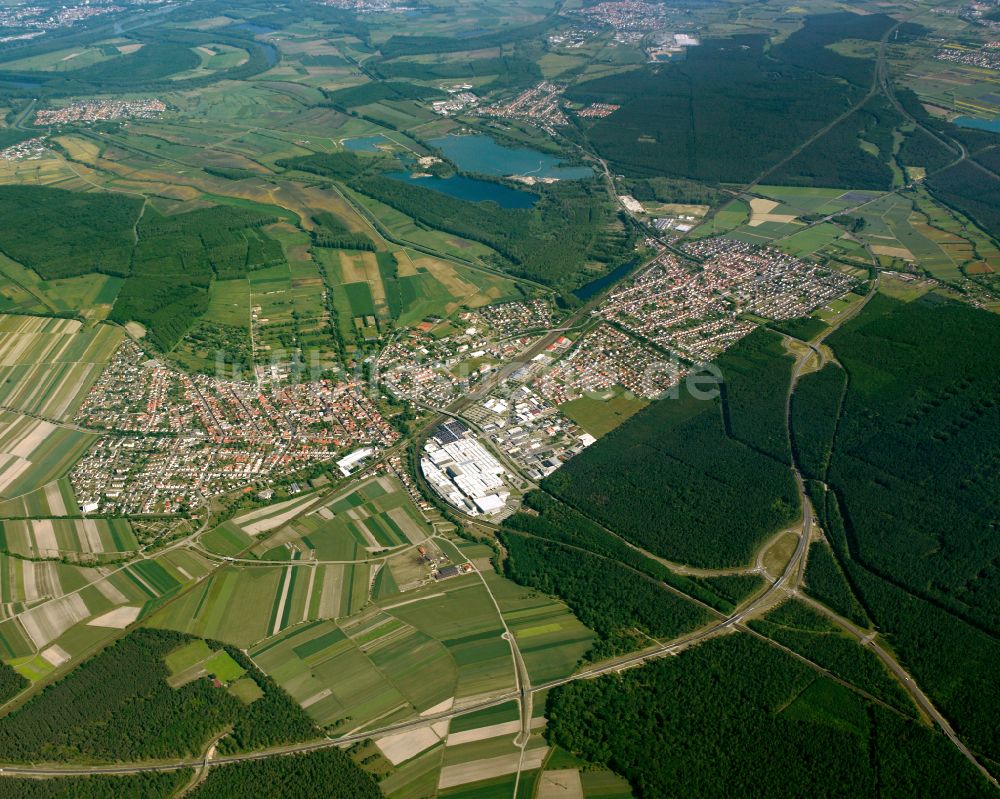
[{"left": 799, "top": 592, "right": 999, "bottom": 790}]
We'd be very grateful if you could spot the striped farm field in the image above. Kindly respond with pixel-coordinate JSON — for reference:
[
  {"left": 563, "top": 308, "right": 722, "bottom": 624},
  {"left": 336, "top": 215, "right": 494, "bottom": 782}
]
[
  {"left": 0, "top": 547, "right": 211, "bottom": 673},
  {"left": 383, "top": 578, "right": 516, "bottom": 699},
  {"left": 0, "top": 478, "right": 81, "bottom": 518},
  {"left": 243, "top": 475, "right": 430, "bottom": 562},
  {"left": 0, "top": 412, "right": 95, "bottom": 499},
  {"left": 149, "top": 560, "right": 373, "bottom": 647},
  {"left": 483, "top": 569, "right": 595, "bottom": 685},
  {"left": 0, "top": 518, "right": 137, "bottom": 560},
  {"left": 0, "top": 316, "right": 122, "bottom": 421},
  {"left": 249, "top": 618, "right": 423, "bottom": 731}
]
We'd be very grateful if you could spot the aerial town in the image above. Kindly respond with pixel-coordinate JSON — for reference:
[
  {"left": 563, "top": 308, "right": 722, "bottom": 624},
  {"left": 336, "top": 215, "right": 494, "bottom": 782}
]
[
  {"left": 34, "top": 98, "right": 166, "bottom": 126},
  {"left": 431, "top": 86, "right": 478, "bottom": 116},
  {"left": 479, "top": 82, "right": 569, "bottom": 131},
  {"left": 0, "top": 136, "right": 46, "bottom": 161},
  {"left": 534, "top": 323, "right": 682, "bottom": 404},
  {"left": 71, "top": 341, "right": 398, "bottom": 514},
  {"left": 935, "top": 41, "right": 1000, "bottom": 70},
  {"left": 598, "top": 240, "right": 855, "bottom": 361},
  {"left": 0, "top": 0, "right": 125, "bottom": 37}
]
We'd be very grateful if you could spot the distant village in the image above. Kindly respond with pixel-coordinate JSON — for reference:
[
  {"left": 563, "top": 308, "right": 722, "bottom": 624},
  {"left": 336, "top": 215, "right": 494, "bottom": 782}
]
[{"left": 35, "top": 98, "right": 166, "bottom": 126}]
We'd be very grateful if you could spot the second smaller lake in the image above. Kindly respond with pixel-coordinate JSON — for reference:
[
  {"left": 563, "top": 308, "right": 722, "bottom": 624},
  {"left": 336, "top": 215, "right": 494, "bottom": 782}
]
[{"left": 386, "top": 172, "right": 536, "bottom": 208}]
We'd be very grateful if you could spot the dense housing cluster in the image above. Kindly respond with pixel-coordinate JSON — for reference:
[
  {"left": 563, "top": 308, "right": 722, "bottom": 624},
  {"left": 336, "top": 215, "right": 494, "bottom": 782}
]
[
  {"left": 0, "top": 0, "right": 122, "bottom": 36},
  {"left": 479, "top": 82, "right": 569, "bottom": 130},
  {"left": 575, "top": 0, "right": 669, "bottom": 32},
  {"left": 71, "top": 342, "right": 396, "bottom": 513},
  {"left": 934, "top": 43, "right": 1000, "bottom": 70},
  {"left": 535, "top": 324, "right": 681, "bottom": 403},
  {"left": 0, "top": 137, "right": 45, "bottom": 161},
  {"left": 599, "top": 251, "right": 753, "bottom": 361},
  {"left": 473, "top": 299, "right": 554, "bottom": 336},
  {"left": 379, "top": 322, "right": 535, "bottom": 408},
  {"left": 683, "top": 238, "right": 856, "bottom": 319},
  {"left": 35, "top": 98, "right": 165, "bottom": 126},
  {"left": 601, "top": 240, "right": 853, "bottom": 361}
]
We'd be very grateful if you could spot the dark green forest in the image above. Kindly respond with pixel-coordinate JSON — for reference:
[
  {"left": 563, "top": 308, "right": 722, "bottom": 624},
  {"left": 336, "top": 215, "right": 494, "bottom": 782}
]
[
  {"left": 0, "top": 186, "right": 141, "bottom": 279},
  {"left": 0, "top": 658, "right": 27, "bottom": 704},
  {"left": 324, "top": 80, "right": 443, "bottom": 108},
  {"left": 797, "top": 294, "right": 1000, "bottom": 762},
  {"left": 546, "top": 634, "right": 994, "bottom": 799},
  {"left": 499, "top": 530, "right": 712, "bottom": 657},
  {"left": 823, "top": 294, "right": 1000, "bottom": 634},
  {"left": 545, "top": 330, "right": 799, "bottom": 568},
  {"left": 769, "top": 95, "right": 899, "bottom": 190},
  {"left": 109, "top": 205, "right": 285, "bottom": 350},
  {"left": 804, "top": 541, "right": 870, "bottom": 627},
  {"left": 748, "top": 599, "right": 913, "bottom": 715},
  {"left": 0, "top": 628, "right": 318, "bottom": 763},
  {"left": 790, "top": 363, "right": 846, "bottom": 480},
  {"left": 378, "top": 18, "right": 557, "bottom": 58},
  {"left": 187, "top": 747, "right": 382, "bottom": 799},
  {"left": 567, "top": 13, "right": 902, "bottom": 183},
  {"left": 0, "top": 772, "right": 190, "bottom": 799},
  {"left": 503, "top": 491, "right": 756, "bottom": 613}
]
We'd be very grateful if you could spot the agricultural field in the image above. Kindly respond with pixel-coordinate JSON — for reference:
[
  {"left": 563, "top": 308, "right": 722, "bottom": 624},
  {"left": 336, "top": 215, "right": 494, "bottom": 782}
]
[
  {"left": 560, "top": 392, "right": 649, "bottom": 438},
  {"left": 205, "top": 476, "right": 432, "bottom": 562},
  {"left": 317, "top": 246, "right": 518, "bottom": 342},
  {"left": 0, "top": 255, "right": 122, "bottom": 321},
  {"left": 0, "top": 478, "right": 80, "bottom": 518},
  {"left": 148, "top": 561, "right": 374, "bottom": 647},
  {"left": 382, "top": 577, "right": 516, "bottom": 700},
  {"left": 0, "top": 315, "right": 123, "bottom": 421},
  {"left": 0, "top": 517, "right": 137, "bottom": 561},
  {"left": 483, "top": 568, "right": 594, "bottom": 684},
  {"left": 249, "top": 612, "right": 457, "bottom": 731},
  {"left": 0, "top": 547, "right": 211, "bottom": 674},
  {"left": 0, "top": 0, "right": 996, "bottom": 794},
  {"left": 0, "top": 43, "right": 129, "bottom": 73},
  {"left": 0, "top": 412, "right": 95, "bottom": 499}
]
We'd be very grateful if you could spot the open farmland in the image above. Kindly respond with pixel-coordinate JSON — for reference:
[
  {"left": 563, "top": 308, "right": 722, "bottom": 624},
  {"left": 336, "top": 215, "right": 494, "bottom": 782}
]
[
  {"left": 249, "top": 612, "right": 458, "bottom": 732},
  {"left": 148, "top": 561, "right": 373, "bottom": 647},
  {"left": 0, "top": 478, "right": 81, "bottom": 518},
  {"left": 0, "top": 412, "right": 95, "bottom": 499},
  {"left": 382, "top": 577, "right": 516, "bottom": 700},
  {"left": 0, "top": 316, "right": 122, "bottom": 421},
  {"left": 0, "top": 518, "right": 136, "bottom": 561},
  {"left": 244, "top": 475, "right": 433, "bottom": 561},
  {"left": 0, "top": 547, "right": 211, "bottom": 673}
]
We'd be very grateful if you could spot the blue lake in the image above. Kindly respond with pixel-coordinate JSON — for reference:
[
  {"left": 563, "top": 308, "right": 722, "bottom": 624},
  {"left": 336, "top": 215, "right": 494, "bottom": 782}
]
[
  {"left": 386, "top": 172, "right": 536, "bottom": 208},
  {"left": 428, "top": 134, "right": 594, "bottom": 180},
  {"left": 574, "top": 258, "right": 641, "bottom": 302},
  {"left": 954, "top": 115, "right": 1000, "bottom": 133},
  {"left": 344, "top": 135, "right": 389, "bottom": 152}
]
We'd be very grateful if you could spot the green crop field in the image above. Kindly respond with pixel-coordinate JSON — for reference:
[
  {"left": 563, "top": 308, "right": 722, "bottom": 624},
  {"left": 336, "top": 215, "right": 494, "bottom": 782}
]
[
  {"left": 0, "top": 412, "right": 95, "bottom": 499},
  {"left": 0, "top": 478, "right": 81, "bottom": 518},
  {"left": 0, "top": 316, "right": 123, "bottom": 421},
  {"left": 150, "top": 559, "right": 373, "bottom": 647},
  {"left": 249, "top": 617, "right": 426, "bottom": 730},
  {"left": 0, "top": 518, "right": 137, "bottom": 561},
  {"left": 243, "top": 476, "right": 431, "bottom": 562}
]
